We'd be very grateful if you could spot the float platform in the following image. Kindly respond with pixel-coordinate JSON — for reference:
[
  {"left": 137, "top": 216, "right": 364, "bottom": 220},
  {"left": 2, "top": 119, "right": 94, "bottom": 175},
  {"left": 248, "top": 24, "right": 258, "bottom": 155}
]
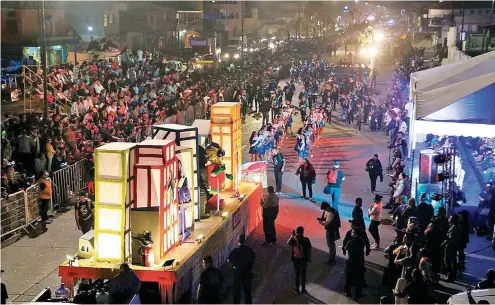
[{"left": 59, "top": 181, "right": 262, "bottom": 303}]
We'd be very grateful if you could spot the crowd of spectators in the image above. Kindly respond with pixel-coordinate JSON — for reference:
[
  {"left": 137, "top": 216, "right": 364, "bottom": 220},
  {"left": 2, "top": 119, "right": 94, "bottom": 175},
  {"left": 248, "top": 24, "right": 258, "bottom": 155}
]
[{"left": 1, "top": 44, "right": 296, "bottom": 196}]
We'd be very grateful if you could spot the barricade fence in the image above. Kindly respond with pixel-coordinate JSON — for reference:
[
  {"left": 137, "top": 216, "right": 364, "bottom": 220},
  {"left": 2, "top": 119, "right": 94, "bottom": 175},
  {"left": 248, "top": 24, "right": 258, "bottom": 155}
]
[
  {"left": 1, "top": 185, "right": 39, "bottom": 239},
  {"left": 52, "top": 159, "right": 89, "bottom": 209}
]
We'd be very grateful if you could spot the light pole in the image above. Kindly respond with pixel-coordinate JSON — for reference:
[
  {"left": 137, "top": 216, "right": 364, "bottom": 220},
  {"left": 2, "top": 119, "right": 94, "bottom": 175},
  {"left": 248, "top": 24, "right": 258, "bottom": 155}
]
[
  {"left": 40, "top": 0, "right": 48, "bottom": 117},
  {"left": 88, "top": 26, "right": 93, "bottom": 42}
]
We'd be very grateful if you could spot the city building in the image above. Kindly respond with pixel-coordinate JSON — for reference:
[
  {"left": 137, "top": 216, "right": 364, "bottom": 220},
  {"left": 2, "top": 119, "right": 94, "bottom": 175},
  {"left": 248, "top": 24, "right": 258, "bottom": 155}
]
[{"left": 1, "top": 1, "right": 73, "bottom": 66}]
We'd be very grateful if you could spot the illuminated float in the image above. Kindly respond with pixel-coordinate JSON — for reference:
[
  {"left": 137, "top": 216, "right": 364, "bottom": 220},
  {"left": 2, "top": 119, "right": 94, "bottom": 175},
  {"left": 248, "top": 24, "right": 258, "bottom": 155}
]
[{"left": 59, "top": 104, "right": 262, "bottom": 303}]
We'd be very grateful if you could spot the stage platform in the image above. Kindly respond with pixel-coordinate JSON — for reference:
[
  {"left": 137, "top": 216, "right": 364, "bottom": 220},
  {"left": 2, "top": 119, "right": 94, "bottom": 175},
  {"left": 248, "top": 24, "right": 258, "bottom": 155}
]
[{"left": 59, "top": 181, "right": 263, "bottom": 303}]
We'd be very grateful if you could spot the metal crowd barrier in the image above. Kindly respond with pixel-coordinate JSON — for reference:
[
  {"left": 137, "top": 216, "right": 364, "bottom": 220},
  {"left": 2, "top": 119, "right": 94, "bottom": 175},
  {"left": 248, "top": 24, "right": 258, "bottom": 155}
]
[
  {"left": 51, "top": 159, "right": 88, "bottom": 209},
  {"left": 0, "top": 185, "right": 40, "bottom": 239}
]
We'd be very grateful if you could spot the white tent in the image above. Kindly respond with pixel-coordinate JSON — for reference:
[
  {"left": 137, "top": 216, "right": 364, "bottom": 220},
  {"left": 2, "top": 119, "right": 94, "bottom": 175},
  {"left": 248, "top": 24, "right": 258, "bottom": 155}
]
[
  {"left": 409, "top": 50, "right": 495, "bottom": 100},
  {"left": 409, "top": 72, "right": 495, "bottom": 154}
]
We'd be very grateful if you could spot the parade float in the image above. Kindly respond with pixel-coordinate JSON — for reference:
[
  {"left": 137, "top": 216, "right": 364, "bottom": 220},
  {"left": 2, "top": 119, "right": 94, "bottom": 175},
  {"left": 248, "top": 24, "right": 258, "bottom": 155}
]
[{"left": 59, "top": 103, "right": 262, "bottom": 303}]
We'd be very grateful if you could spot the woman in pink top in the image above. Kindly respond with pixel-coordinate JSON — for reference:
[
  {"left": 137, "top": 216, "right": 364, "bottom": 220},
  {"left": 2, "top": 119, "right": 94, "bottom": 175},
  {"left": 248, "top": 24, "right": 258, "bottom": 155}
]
[{"left": 368, "top": 194, "right": 383, "bottom": 249}]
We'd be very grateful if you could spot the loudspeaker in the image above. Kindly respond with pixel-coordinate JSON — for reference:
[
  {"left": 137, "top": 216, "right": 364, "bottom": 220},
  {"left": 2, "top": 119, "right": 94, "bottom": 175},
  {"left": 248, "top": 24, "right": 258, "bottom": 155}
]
[{"left": 419, "top": 150, "right": 439, "bottom": 184}]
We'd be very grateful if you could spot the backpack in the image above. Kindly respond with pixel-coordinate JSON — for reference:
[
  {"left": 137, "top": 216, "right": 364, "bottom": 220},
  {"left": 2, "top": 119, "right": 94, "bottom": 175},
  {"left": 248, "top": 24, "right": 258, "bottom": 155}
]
[
  {"left": 327, "top": 169, "right": 338, "bottom": 184},
  {"left": 293, "top": 237, "right": 304, "bottom": 259}
]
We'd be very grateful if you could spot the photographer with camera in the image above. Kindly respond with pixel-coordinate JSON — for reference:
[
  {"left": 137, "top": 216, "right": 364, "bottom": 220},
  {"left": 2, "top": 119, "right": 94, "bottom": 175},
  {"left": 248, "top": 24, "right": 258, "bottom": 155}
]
[{"left": 319, "top": 201, "right": 341, "bottom": 265}]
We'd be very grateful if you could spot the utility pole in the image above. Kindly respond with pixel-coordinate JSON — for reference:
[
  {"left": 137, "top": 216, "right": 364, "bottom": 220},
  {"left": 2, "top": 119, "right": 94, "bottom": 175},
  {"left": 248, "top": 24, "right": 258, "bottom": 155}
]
[
  {"left": 298, "top": 1, "right": 301, "bottom": 41},
  {"left": 40, "top": 0, "right": 48, "bottom": 117},
  {"left": 241, "top": 1, "right": 245, "bottom": 70}
]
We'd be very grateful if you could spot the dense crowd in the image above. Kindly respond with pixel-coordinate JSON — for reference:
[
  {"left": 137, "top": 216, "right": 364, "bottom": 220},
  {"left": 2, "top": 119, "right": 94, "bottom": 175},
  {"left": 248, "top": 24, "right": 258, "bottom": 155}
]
[{"left": 0, "top": 45, "right": 297, "bottom": 197}]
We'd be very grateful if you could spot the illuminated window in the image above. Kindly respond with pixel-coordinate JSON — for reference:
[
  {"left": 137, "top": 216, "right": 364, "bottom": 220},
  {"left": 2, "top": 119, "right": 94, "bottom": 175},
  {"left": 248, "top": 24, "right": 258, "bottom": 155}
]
[
  {"left": 104, "top": 14, "right": 108, "bottom": 27},
  {"left": 109, "top": 14, "right": 114, "bottom": 24}
]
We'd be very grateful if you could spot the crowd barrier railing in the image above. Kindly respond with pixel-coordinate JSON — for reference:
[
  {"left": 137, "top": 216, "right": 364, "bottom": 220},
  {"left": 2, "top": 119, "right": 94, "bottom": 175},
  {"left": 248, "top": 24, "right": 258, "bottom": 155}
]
[
  {"left": 51, "top": 159, "right": 88, "bottom": 210},
  {"left": 1, "top": 185, "right": 40, "bottom": 239}
]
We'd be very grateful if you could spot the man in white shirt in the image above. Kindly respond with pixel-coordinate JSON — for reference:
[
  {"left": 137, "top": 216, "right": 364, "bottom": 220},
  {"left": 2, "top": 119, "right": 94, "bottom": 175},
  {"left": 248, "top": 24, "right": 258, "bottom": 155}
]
[
  {"left": 404, "top": 100, "right": 414, "bottom": 130},
  {"left": 94, "top": 80, "right": 104, "bottom": 94}
]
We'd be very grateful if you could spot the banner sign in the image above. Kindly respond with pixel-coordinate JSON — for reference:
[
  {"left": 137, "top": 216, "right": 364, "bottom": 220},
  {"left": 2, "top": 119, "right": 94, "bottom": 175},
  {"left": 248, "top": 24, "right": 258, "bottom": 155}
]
[{"left": 241, "top": 161, "right": 267, "bottom": 188}]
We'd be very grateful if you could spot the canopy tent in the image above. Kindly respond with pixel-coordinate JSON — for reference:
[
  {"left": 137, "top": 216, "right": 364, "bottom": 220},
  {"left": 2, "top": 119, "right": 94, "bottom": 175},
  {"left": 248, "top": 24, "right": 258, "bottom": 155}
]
[
  {"left": 409, "top": 72, "right": 495, "bottom": 152},
  {"left": 409, "top": 50, "right": 495, "bottom": 100}
]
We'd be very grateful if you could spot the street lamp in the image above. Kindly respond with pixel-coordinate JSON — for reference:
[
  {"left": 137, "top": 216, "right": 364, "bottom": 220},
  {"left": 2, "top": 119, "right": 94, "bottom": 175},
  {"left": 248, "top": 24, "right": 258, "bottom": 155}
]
[{"left": 88, "top": 26, "right": 93, "bottom": 31}]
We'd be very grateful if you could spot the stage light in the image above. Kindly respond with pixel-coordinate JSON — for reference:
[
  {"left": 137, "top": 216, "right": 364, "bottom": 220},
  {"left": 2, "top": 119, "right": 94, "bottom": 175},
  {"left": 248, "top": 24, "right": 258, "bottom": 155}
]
[
  {"left": 431, "top": 192, "right": 443, "bottom": 201},
  {"left": 434, "top": 173, "right": 450, "bottom": 182},
  {"left": 224, "top": 53, "right": 230, "bottom": 59},
  {"left": 233, "top": 53, "right": 240, "bottom": 59},
  {"left": 433, "top": 153, "right": 451, "bottom": 164}
]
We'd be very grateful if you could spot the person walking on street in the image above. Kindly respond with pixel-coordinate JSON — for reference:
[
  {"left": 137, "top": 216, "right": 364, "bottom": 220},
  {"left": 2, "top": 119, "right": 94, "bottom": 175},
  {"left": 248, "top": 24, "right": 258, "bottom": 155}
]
[
  {"left": 319, "top": 201, "right": 341, "bottom": 264},
  {"left": 197, "top": 255, "right": 224, "bottom": 304},
  {"left": 326, "top": 161, "right": 345, "bottom": 209},
  {"left": 37, "top": 171, "right": 52, "bottom": 226},
  {"left": 342, "top": 229, "right": 366, "bottom": 301},
  {"left": 261, "top": 186, "right": 279, "bottom": 245},
  {"left": 260, "top": 96, "right": 271, "bottom": 126},
  {"left": 366, "top": 154, "right": 384, "bottom": 193},
  {"left": 271, "top": 148, "right": 285, "bottom": 194},
  {"left": 75, "top": 191, "right": 94, "bottom": 234},
  {"left": 287, "top": 226, "right": 312, "bottom": 294},
  {"left": 228, "top": 235, "right": 255, "bottom": 304},
  {"left": 368, "top": 194, "right": 383, "bottom": 249},
  {"left": 295, "top": 158, "right": 316, "bottom": 201}
]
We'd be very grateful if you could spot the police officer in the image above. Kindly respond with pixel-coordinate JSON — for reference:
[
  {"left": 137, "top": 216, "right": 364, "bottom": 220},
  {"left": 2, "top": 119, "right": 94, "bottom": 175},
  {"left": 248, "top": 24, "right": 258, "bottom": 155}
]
[
  {"left": 228, "top": 235, "right": 255, "bottom": 304},
  {"left": 75, "top": 191, "right": 94, "bottom": 234}
]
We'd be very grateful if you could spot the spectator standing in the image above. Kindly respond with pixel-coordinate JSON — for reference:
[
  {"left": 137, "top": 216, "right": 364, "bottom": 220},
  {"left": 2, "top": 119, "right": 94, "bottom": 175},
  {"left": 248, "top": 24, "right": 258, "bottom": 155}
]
[
  {"left": 326, "top": 161, "right": 345, "bottom": 209},
  {"left": 271, "top": 148, "right": 285, "bottom": 194},
  {"left": 416, "top": 193, "right": 434, "bottom": 234},
  {"left": 368, "top": 194, "right": 383, "bottom": 249},
  {"left": 365, "top": 154, "right": 384, "bottom": 193},
  {"left": 228, "top": 235, "right": 255, "bottom": 304},
  {"left": 1, "top": 270, "right": 8, "bottom": 305},
  {"left": 197, "top": 255, "right": 224, "bottom": 304},
  {"left": 319, "top": 201, "right": 341, "bottom": 265},
  {"left": 352, "top": 198, "right": 366, "bottom": 231},
  {"left": 295, "top": 158, "right": 316, "bottom": 201},
  {"left": 37, "top": 171, "right": 52, "bottom": 225},
  {"left": 342, "top": 229, "right": 366, "bottom": 301},
  {"left": 287, "top": 226, "right": 312, "bottom": 295},
  {"left": 443, "top": 215, "right": 461, "bottom": 282},
  {"left": 109, "top": 263, "right": 141, "bottom": 304},
  {"left": 458, "top": 210, "right": 470, "bottom": 269},
  {"left": 260, "top": 186, "right": 279, "bottom": 246}
]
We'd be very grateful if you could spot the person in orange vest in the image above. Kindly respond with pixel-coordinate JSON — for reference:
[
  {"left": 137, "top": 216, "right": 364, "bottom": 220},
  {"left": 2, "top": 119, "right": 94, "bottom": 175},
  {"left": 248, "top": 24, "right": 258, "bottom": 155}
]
[{"left": 38, "top": 171, "right": 52, "bottom": 224}]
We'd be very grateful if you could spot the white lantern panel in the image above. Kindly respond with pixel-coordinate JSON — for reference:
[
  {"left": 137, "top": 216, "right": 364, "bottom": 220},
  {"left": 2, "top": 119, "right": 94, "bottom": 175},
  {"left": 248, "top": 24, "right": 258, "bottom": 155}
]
[
  {"left": 185, "top": 206, "right": 194, "bottom": 228},
  {"left": 97, "top": 233, "right": 122, "bottom": 260},
  {"left": 212, "top": 126, "right": 220, "bottom": 133},
  {"left": 223, "top": 136, "right": 232, "bottom": 156},
  {"left": 150, "top": 169, "right": 161, "bottom": 207},
  {"left": 97, "top": 182, "right": 123, "bottom": 206},
  {"left": 221, "top": 126, "right": 230, "bottom": 133},
  {"left": 97, "top": 208, "right": 122, "bottom": 231},
  {"left": 136, "top": 168, "right": 148, "bottom": 208},
  {"left": 163, "top": 233, "right": 168, "bottom": 252},
  {"left": 97, "top": 153, "right": 122, "bottom": 180},
  {"left": 138, "top": 157, "right": 163, "bottom": 166}
]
